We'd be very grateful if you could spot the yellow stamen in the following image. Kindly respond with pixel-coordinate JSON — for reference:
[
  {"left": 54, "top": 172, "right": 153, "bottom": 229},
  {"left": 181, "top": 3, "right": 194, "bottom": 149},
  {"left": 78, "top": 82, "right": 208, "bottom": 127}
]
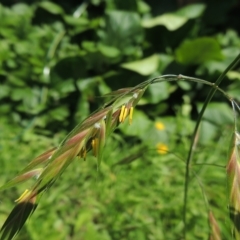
[
  {"left": 119, "top": 105, "right": 125, "bottom": 122},
  {"left": 92, "top": 138, "right": 99, "bottom": 157},
  {"left": 123, "top": 107, "right": 128, "bottom": 122},
  {"left": 92, "top": 139, "right": 95, "bottom": 155},
  {"left": 129, "top": 107, "right": 133, "bottom": 124},
  {"left": 15, "top": 189, "right": 29, "bottom": 202}
]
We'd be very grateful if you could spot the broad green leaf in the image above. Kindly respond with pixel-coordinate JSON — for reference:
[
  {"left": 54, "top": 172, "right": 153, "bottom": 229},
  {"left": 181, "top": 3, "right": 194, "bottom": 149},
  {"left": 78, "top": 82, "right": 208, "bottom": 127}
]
[
  {"left": 196, "top": 102, "right": 233, "bottom": 144},
  {"left": 11, "top": 88, "right": 33, "bottom": 101},
  {"left": 145, "top": 81, "right": 170, "bottom": 104},
  {"left": 82, "top": 41, "right": 95, "bottom": 52},
  {"left": 198, "top": 102, "right": 233, "bottom": 126},
  {"left": 55, "top": 79, "right": 75, "bottom": 94},
  {"left": 82, "top": 42, "right": 121, "bottom": 67},
  {"left": 200, "top": 47, "right": 240, "bottom": 75},
  {"left": 76, "top": 77, "right": 98, "bottom": 91},
  {"left": 72, "top": 2, "right": 88, "bottom": 18},
  {"left": 175, "top": 37, "right": 224, "bottom": 65},
  {"left": 227, "top": 71, "right": 240, "bottom": 81},
  {"left": 158, "top": 54, "right": 174, "bottom": 73},
  {"left": 12, "top": 3, "right": 33, "bottom": 17},
  {"left": 101, "top": 11, "right": 143, "bottom": 50},
  {"left": 176, "top": 3, "right": 206, "bottom": 19},
  {"left": 119, "top": 109, "right": 152, "bottom": 139},
  {"left": 49, "top": 107, "right": 69, "bottom": 121},
  {"left": 137, "top": 1, "right": 151, "bottom": 14},
  {"left": 0, "top": 85, "right": 10, "bottom": 99},
  {"left": 63, "top": 16, "right": 89, "bottom": 26},
  {"left": 196, "top": 59, "right": 230, "bottom": 75},
  {"left": 142, "top": 3, "right": 206, "bottom": 30},
  {"left": 0, "top": 40, "right": 10, "bottom": 63},
  {"left": 177, "top": 81, "right": 191, "bottom": 90},
  {"left": 98, "top": 44, "right": 120, "bottom": 58},
  {"left": 121, "top": 54, "right": 159, "bottom": 76},
  {"left": 142, "top": 14, "right": 187, "bottom": 31},
  {"left": 38, "top": 1, "right": 64, "bottom": 15},
  {"left": 91, "top": 0, "right": 101, "bottom": 5},
  {"left": 228, "top": 82, "right": 240, "bottom": 101},
  {"left": 198, "top": 120, "right": 218, "bottom": 144}
]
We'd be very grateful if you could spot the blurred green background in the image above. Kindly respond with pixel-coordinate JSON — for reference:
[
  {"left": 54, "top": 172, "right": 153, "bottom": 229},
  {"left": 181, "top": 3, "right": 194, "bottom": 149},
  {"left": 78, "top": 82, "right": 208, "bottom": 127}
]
[{"left": 0, "top": 0, "right": 240, "bottom": 239}]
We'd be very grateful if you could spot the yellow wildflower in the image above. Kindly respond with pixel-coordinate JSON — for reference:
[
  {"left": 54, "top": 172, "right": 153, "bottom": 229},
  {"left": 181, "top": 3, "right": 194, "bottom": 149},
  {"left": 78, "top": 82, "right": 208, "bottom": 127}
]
[
  {"left": 91, "top": 138, "right": 99, "bottom": 157},
  {"left": 155, "top": 121, "right": 165, "bottom": 130},
  {"left": 156, "top": 143, "right": 168, "bottom": 154}
]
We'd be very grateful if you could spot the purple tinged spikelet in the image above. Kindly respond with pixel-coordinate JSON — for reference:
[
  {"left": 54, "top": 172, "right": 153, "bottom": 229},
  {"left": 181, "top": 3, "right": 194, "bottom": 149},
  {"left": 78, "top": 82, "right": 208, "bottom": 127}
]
[
  {"left": 0, "top": 85, "right": 147, "bottom": 239},
  {"left": 209, "top": 211, "right": 221, "bottom": 240},
  {"left": 226, "top": 132, "right": 240, "bottom": 239}
]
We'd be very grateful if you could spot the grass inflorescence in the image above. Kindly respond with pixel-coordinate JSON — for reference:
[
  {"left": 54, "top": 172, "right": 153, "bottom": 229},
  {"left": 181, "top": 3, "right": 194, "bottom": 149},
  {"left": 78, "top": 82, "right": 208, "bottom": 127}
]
[{"left": 1, "top": 53, "right": 240, "bottom": 239}]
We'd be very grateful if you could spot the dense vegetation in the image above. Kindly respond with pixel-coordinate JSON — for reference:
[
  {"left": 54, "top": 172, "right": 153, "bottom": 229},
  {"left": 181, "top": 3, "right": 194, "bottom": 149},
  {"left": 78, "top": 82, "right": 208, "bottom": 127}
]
[{"left": 1, "top": 0, "right": 240, "bottom": 239}]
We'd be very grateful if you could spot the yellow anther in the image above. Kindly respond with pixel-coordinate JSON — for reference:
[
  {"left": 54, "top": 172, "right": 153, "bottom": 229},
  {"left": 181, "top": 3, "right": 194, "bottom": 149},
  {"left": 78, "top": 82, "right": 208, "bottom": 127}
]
[
  {"left": 15, "top": 189, "right": 30, "bottom": 202},
  {"left": 123, "top": 107, "right": 128, "bottom": 122},
  {"left": 92, "top": 139, "right": 95, "bottom": 150},
  {"left": 119, "top": 105, "right": 125, "bottom": 122},
  {"left": 129, "top": 107, "right": 133, "bottom": 124},
  {"left": 92, "top": 138, "right": 99, "bottom": 157}
]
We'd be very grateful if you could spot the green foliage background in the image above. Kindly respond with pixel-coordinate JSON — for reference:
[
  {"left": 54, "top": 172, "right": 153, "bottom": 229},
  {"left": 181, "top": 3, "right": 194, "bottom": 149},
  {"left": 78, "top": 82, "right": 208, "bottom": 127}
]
[{"left": 0, "top": 0, "right": 240, "bottom": 239}]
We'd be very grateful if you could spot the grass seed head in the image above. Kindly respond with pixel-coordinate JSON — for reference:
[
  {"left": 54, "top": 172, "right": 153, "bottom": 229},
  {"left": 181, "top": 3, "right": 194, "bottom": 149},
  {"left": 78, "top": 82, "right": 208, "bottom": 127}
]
[{"left": 0, "top": 84, "right": 148, "bottom": 239}]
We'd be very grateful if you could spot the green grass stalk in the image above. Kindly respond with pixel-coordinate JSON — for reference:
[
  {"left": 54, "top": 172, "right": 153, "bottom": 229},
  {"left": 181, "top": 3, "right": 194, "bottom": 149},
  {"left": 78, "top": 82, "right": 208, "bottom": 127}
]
[{"left": 183, "top": 53, "right": 240, "bottom": 239}]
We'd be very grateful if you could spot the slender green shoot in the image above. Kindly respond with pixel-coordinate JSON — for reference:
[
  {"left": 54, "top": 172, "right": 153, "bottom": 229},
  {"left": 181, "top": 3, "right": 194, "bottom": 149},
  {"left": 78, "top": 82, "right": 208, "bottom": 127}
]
[{"left": 183, "top": 53, "right": 240, "bottom": 239}]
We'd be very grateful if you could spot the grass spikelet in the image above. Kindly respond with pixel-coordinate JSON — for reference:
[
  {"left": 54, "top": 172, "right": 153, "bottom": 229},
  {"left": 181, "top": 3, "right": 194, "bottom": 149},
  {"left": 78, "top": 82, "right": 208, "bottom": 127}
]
[
  {"left": 226, "top": 131, "right": 240, "bottom": 239},
  {"left": 0, "top": 84, "right": 147, "bottom": 239},
  {"left": 0, "top": 147, "right": 57, "bottom": 192},
  {"left": 22, "top": 147, "right": 57, "bottom": 172},
  {"left": 0, "top": 169, "right": 43, "bottom": 191},
  {"left": 0, "top": 199, "right": 37, "bottom": 240},
  {"left": 209, "top": 211, "right": 221, "bottom": 240}
]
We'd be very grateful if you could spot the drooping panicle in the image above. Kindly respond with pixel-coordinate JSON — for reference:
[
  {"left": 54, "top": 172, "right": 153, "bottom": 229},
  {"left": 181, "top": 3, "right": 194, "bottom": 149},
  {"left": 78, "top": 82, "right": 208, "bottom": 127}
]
[{"left": 0, "top": 83, "right": 148, "bottom": 240}]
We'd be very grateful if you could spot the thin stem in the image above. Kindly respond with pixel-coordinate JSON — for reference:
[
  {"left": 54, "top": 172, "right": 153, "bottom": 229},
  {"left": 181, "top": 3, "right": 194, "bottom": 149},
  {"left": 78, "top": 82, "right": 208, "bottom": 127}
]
[
  {"left": 177, "top": 74, "right": 231, "bottom": 100},
  {"left": 193, "top": 163, "right": 225, "bottom": 168},
  {"left": 149, "top": 74, "right": 231, "bottom": 101},
  {"left": 182, "top": 53, "right": 240, "bottom": 239},
  {"left": 231, "top": 100, "right": 240, "bottom": 132}
]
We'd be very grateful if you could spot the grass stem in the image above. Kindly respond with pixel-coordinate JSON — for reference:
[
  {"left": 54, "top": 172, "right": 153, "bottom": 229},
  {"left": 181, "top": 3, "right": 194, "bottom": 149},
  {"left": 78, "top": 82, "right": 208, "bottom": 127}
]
[{"left": 183, "top": 53, "right": 240, "bottom": 239}]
